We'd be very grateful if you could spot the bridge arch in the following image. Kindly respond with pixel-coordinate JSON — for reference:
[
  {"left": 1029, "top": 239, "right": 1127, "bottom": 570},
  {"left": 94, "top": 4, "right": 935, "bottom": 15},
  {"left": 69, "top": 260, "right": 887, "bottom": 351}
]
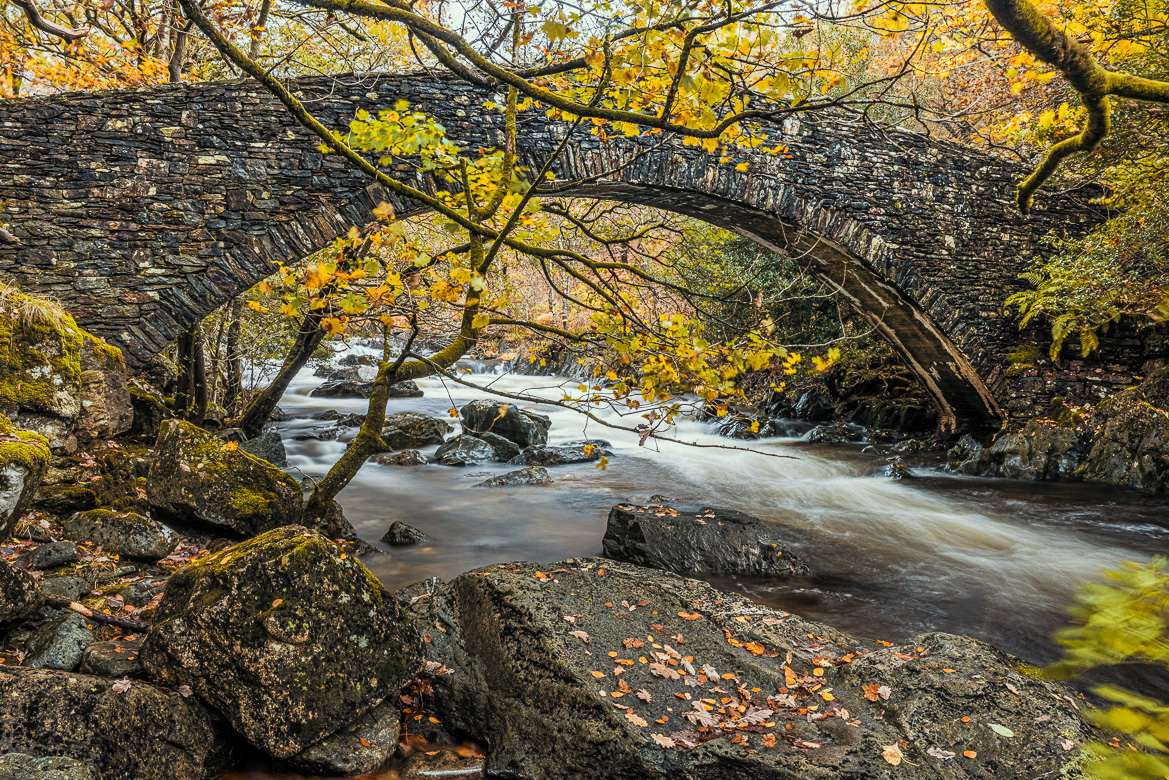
[{"left": 0, "top": 72, "right": 1107, "bottom": 430}]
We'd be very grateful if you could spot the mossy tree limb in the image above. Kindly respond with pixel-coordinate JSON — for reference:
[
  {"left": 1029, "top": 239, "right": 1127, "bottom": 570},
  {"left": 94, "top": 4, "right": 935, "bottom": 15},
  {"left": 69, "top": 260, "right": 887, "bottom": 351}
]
[{"left": 983, "top": 0, "right": 1169, "bottom": 213}]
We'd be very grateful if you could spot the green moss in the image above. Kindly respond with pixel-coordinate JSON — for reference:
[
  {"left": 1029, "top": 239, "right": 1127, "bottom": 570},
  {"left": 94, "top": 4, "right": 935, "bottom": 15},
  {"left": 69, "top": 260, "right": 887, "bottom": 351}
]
[
  {"left": 228, "top": 488, "right": 271, "bottom": 516},
  {"left": 1005, "top": 345, "right": 1046, "bottom": 377},
  {"left": 0, "top": 413, "right": 51, "bottom": 473},
  {"left": 0, "top": 289, "right": 84, "bottom": 414}
]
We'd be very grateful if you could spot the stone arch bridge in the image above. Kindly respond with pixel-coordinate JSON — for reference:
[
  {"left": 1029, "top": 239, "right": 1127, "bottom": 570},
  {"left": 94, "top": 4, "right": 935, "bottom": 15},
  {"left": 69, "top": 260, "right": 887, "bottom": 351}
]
[{"left": 0, "top": 72, "right": 1134, "bottom": 430}]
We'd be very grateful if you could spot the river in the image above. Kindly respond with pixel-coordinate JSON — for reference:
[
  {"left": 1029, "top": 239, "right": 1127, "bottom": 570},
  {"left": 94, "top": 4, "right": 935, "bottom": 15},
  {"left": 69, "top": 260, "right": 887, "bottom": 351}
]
[{"left": 275, "top": 358, "right": 1169, "bottom": 671}]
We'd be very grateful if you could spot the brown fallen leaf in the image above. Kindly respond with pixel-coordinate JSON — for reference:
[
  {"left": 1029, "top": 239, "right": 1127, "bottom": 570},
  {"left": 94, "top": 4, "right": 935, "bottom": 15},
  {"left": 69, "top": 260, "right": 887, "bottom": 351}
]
[
  {"left": 570, "top": 630, "right": 590, "bottom": 644},
  {"left": 926, "top": 747, "right": 956, "bottom": 760},
  {"left": 882, "top": 744, "right": 904, "bottom": 765},
  {"left": 650, "top": 733, "right": 675, "bottom": 748},
  {"left": 636, "top": 689, "right": 652, "bottom": 703},
  {"left": 963, "top": 750, "right": 977, "bottom": 758},
  {"left": 625, "top": 709, "right": 649, "bottom": 727}
]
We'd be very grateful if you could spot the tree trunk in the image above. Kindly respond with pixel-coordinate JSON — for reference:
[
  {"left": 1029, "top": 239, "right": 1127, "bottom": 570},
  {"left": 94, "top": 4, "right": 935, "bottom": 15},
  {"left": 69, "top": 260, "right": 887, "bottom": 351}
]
[
  {"left": 168, "top": 6, "right": 189, "bottom": 84},
  {"left": 224, "top": 298, "right": 244, "bottom": 415},
  {"left": 173, "top": 323, "right": 207, "bottom": 425},
  {"left": 238, "top": 312, "right": 325, "bottom": 438}
]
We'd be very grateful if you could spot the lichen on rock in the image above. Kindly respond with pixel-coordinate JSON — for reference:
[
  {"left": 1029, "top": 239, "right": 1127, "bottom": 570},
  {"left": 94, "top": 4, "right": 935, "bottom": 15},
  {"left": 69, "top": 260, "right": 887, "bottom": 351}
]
[{"left": 0, "top": 413, "right": 51, "bottom": 539}]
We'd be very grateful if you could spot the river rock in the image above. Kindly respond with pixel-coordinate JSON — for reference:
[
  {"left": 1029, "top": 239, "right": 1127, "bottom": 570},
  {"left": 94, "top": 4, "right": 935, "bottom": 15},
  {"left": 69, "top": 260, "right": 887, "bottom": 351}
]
[
  {"left": 0, "top": 754, "right": 93, "bottom": 780},
  {"left": 0, "top": 415, "right": 52, "bottom": 539},
  {"left": 390, "top": 380, "right": 424, "bottom": 398},
  {"left": 793, "top": 386, "right": 836, "bottom": 421},
  {"left": 339, "top": 354, "right": 379, "bottom": 367},
  {"left": 0, "top": 558, "right": 39, "bottom": 623},
  {"left": 32, "top": 484, "right": 98, "bottom": 514},
  {"left": 383, "top": 412, "right": 452, "bottom": 450},
  {"left": 63, "top": 509, "right": 178, "bottom": 561},
  {"left": 434, "top": 435, "right": 495, "bottom": 466},
  {"left": 478, "top": 431, "right": 521, "bottom": 461},
  {"left": 398, "top": 751, "right": 485, "bottom": 779},
  {"left": 147, "top": 420, "right": 302, "bottom": 536},
  {"left": 293, "top": 425, "right": 341, "bottom": 441},
  {"left": 806, "top": 421, "right": 866, "bottom": 444},
  {"left": 374, "top": 449, "right": 428, "bottom": 466},
  {"left": 310, "top": 380, "right": 374, "bottom": 398},
  {"left": 80, "top": 637, "right": 145, "bottom": 678},
  {"left": 0, "top": 666, "right": 226, "bottom": 780},
  {"left": 20, "top": 540, "right": 78, "bottom": 570},
  {"left": 413, "top": 558, "right": 1088, "bottom": 780},
  {"left": 141, "top": 526, "right": 422, "bottom": 758},
  {"left": 956, "top": 419, "right": 1081, "bottom": 481},
  {"left": 327, "top": 366, "right": 374, "bottom": 383},
  {"left": 23, "top": 612, "right": 93, "bottom": 671},
  {"left": 290, "top": 700, "right": 401, "bottom": 776},
  {"left": 603, "top": 505, "right": 808, "bottom": 578},
  {"left": 383, "top": 520, "right": 428, "bottom": 545},
  {"left": 716, "top": 414, "right": 779, "bottom": 440},
  {"left": 1079, "top": 386, "right": 1169, "bottom": 490},
  {"left": 509, "top": 442, "right": 608, "bottom": 467},
  {"left": 475, "top": 466, "right": 552, "bottom": 487},
  {"left": 459, "top": 400, "right": 550, "bottom": 448},
  {"left": 75, "top": 335, "right": 134, "bottom": 442}
]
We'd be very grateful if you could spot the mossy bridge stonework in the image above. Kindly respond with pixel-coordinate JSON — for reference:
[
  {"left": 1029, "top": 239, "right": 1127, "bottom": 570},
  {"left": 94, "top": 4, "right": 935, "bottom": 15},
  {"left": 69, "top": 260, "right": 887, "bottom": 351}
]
[{"left": 0, "top": 72, "right": 1148, "bottom": 430}]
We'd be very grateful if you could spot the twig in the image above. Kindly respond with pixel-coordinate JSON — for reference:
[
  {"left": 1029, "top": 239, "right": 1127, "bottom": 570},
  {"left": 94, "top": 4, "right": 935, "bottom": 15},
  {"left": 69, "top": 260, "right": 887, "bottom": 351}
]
[{"left": 42, "top": 594, "right": 152, "bottom": 633}]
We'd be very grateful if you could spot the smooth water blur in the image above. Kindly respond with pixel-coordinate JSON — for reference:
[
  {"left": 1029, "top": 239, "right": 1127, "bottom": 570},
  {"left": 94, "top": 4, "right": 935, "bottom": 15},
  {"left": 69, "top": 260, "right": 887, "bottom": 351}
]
[{"left": 277, "top": 352, "right": 1169, "bottom": 668}]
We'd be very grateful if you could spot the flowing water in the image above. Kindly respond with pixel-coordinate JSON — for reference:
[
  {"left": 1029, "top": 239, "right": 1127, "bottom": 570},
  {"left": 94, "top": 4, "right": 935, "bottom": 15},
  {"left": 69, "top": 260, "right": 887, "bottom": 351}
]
[{"left": 276, "top": 356, "right": 1169, "bottom": 671}]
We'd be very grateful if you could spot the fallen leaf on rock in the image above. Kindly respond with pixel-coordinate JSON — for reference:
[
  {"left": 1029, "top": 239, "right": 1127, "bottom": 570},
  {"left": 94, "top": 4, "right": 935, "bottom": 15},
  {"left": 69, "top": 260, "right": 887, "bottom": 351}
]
[
  {"left": 963, "top": 750, "right": 977, "bottom": 758},
  {"left": 877, "top": 685, "right": 891, "bottom": 700},
  {"left": 625, "top": 710, "right": 648, "bottom": 727},
  {"left": 762, "top": 733, "right": 778, "bottom": 748},
  {"left": 112, "top": 678, "right": 132, "bottom": 694},
  {"left": 570, "top": 630, "right": 590, "bottom": 644},
  {"left": 882, "top": 744, "right": 904, "bottom": 765},
  {"left": 359, "top": 737, "right": 371, "bottom": 747},
  {"left": 563, "top": 615, "right": 576, "bottom": 623},
  {"left": 650, "top": 733, "right": 675, "bottom": 748},
  {"left": 988, "top": 723, "right": 1015, "bottom": 738},
  {"left": 178, "top": 685, "right": 194, "bottom": 698},
  {"left": 927, "top": 747, "right": 956, "bottom": 760},
  {"left": 1061, "top": 739, "right": 1075, "bottom": 751},
  {"left": 590, "top": 671, "right": 606, "bottom": 678},
  {"left": 1005, "top": 682, "right": 1020, "bottom": 696},
  {"left": 636, "top": 689, "right": 652, "bottom": 703}
]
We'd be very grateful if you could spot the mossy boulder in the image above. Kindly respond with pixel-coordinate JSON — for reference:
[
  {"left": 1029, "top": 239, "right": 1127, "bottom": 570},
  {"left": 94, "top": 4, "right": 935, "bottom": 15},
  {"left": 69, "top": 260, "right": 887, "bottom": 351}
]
[
  {"left": 64, "top": 509, "right": 178, "bottom": 561},
  {"left": 32, "top": 485, "right": 97, "bottom": 515},
  {"left": 0, "top": 289, "right": 131, "bottom": 451},
  {"left": 0, "top": 558, "right": 40, "bottom": 623},
  {"left": 0, "top": 414, "right": 51, "bottom": 539},
  {"left": 140, "top": 526, "right": 422, "bottom": 759},
  {"left": 1079, "top": 387, "right": 1169, "bottom": 491},
  {"left": 414, "top": 558, "right": 1088, "bottom": 780},
  {"left": 147, "top": 419, "right": 302, "bottom": 535},
  {"left": 603, "top": 504, "right": 809, "bottom": 578},
  {"left": 0, "top": 666, "right": 227, "bottom": 780}
]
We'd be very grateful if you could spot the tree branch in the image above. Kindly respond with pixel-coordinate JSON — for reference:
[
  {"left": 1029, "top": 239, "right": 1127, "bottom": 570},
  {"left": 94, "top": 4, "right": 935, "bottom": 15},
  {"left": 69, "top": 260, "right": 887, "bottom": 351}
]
[{"left": 12, "top": 0, "right": 90, "bottom": 42}]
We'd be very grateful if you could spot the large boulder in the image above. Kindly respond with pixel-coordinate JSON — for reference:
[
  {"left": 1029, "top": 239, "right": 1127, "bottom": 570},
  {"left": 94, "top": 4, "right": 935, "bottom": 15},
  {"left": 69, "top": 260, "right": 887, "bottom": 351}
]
[
  {"left": 475, "top": 466, "right": 552, "bottom": 487},
  {"left": 414, "top": 558, "right": 1088, "bottom": 780},
  {"left": 956, "top": 419, "right": 1081, "bottom": 481},
  {"left": 141, "top": 526, "right": 422, "bottom": 758},
  {"left": 434, "top": 435, "right": 495, "bottom": 466},
  {"left": 63, "top": 509, "right": 179, "bottom": 561},
  {"left": 603, "top": 505, "right": 808, "bottom": 578},
  {"left": 289, "top": 700, "right": 401, "bottom": 776},
  {"left": 459, "top": 400, "right": 550, "bottom": 448},
  {"left": 382, "top": 412, "right": 452, "bottom": 450},
  {"left": 0, "top": 289, "right": 132, "bottom": 452},
  {"left": 0, "top": 558, "right": 39, "bottom": 623},
  {"left": 509, "top": 442, "right": 609, "bottom": 467},
  {"left": 310, "top": 380, "right": 374, "bottom": 399},
  {"left": 1079, "top": 386, "right": 1169, "bottom": 491},
  {"left": 0, "top": 414, "right": 51, "bottom": 538},
  {"left": 147, "top": 419, "right": 302, "bottom": 535},
  {"left": 0, "top": 666, "right": 227, "bottom": 780}
]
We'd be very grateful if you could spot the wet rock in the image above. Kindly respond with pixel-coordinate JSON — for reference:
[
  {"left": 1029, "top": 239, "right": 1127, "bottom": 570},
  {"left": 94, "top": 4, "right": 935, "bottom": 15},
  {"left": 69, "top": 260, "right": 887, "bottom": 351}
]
[
  {"left": 716, "top": 413, "right": 779, "bottom": 440},
  {"left": 293, "top": 425, "right": 342, "bottom": 441},
  {"left": 383, "top": 413, "right": 453, "bottom": 450},
  {"left": 147, "top": 420, "right": 302, "bottom": 536},
  {"left": 475, "top": 466, "right": 552, "bottom": 487},
  {"left": 956, "top": 420, "right": 1081, "bottom": 481},
  {"left": 290, "top": 700, "right": 400, "bottom": 776},
  {"left": 884, "top": 460, "right": 913, "bottom": 480},
  {"left": 459, "top": 400, "right": 550, "bottom": 448},
  {"left": 141, "top": 526, "right": 422, "bottom": 758},
  {"left": 24, "top": 612, "right": 93, "bottom": 670},
  {"left": 394, "top": 576, "right": 444, "bottom": 607},
  {"left": 339, "top": 354, "right": 379, "bottom": 367},
  {"left": 1079, "top": 387, "right": 1169, "bottom": 491},
  {"left": 434, "top": 435, "right": 495, "bottom": 466},
  {"left": 0, "top": 666, "right": 227, "bottom": 780},
  {"left": 310, "top": 380, "right": 374, "bottom": 398},
  {"left": 0, "top": 558, "right": 40, "bottom": 623},
  {"left": 793, "top": 386, "right": 836, "bottom": 421},
  {"left": 75, "top": 336, "right": 134, "bottom": 442},
  {"left": 374, "top": 450, "right": 428, "bottom": 467},
  {"left": 314, "top": 500, "right": 364, "bottom": 545},
  {"left": 80, "top": 637, "right": 145, "bottom": 678},
  {"left": 413, "top": 558, "right": 1088, "bottom": 780},
  {"left": 602, "top": 504, "right": 808, "bottom": 578},
  {"left": 478, "top": 431, "right": 521, "bottom": 461},
  {"left": 509, "top": 442, "right": 608, "bottom": 467},
  {"left": 33, "top": 484, "right": 97, "bottom": 514},
  {"left": 64, "top": 509, "right": 178, "bottom": 561},
  {"left": 390, "top": 380, "right": 424, "bottom": 398},
  {"left": 0, "top": 416, "right": 52, "bottom": 539},
  {"left": 20, "top": 540, "right": 78, "bottom": 570},
  {"left": 269, "top": 405, "right": 293, "bottom": 422},
  {"left": 398, "top": 751, "right": 485, "bottom": 779},
  {"left": 383, "top": 520, "right": 429, "bottom": 545},
  {"left": 806, "top": 421, "right": 866, "bottom": 444},
  {"left": 0, "top": 754, "right": 93, "bottom": 780},
  {"left": 239, "top": 430, "right": 288, "bottom": 467}
]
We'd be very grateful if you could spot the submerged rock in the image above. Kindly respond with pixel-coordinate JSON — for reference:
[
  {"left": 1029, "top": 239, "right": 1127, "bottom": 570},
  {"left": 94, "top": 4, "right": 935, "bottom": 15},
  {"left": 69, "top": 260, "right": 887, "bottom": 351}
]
[
  {"left": 509, "top": 442, "right": 608, "bottom": 467},
  {"left": 0, "top": 559, "right": 40, "bottom": 623},
  {"left": 0, "top": 666, "right": 226, "bottom": 780},
  {"left": 434, "top": 435, "right": 495, "bottom": 466},
  {"left": 475, "top": 466, "right": 552, "bottom": 487},
  {"left": 141, "top": 526, "right": 422, "bottom": 759},
  {"left": 413, "top": 558, "right": 1088, "bottom": 780},
  {"left": 382, "top": 413, "right": 452, "bottom": 450},
  {"left": 459, "top": 400, "right": 550, "bottom": 448},
  {"left": 64, "top": 509, "right": 178, "bottom": 561},
  {"left": 0, "top": 415, "right": 52, "bottom": 539},
  {"left": 382, "top": 520, "right": 428, "bottom": 545},
  {"left": 602, "top": 505, "right": 808, "bottom": 578},
  {"left": 374, "top": 449, "right": 428, "bottom": 467},
  {"left": 147, "top": 420, "right": 302, "bottom": 536}
]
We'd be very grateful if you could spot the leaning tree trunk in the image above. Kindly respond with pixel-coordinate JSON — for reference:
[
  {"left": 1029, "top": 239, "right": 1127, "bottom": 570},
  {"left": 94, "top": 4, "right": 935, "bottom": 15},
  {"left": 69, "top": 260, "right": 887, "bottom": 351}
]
[
  {"left": 224, "top": 298, "right": 244, "bottom": 415},
  {"left": 237, "top": 312, "right": 325, "bottom": 439}
]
